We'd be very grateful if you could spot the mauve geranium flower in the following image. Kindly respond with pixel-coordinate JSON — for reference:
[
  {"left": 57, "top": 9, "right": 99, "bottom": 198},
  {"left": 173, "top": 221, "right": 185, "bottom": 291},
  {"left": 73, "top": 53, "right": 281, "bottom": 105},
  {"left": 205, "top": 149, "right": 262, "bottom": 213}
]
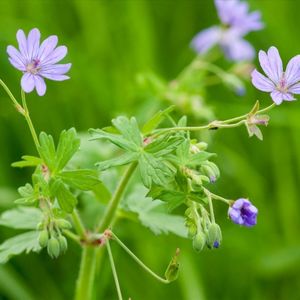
[
  {"left": 7, "top": 28, "right": 71, "bottom": 96},
  {"left": 228, "top": 198, "right": 258, "bottom": 227},
  {"left": 251, "top": 46, "right": 300, "bottom": 105},
  {"left": 191, "top": 0, "right": 263, "bottom": 61}
]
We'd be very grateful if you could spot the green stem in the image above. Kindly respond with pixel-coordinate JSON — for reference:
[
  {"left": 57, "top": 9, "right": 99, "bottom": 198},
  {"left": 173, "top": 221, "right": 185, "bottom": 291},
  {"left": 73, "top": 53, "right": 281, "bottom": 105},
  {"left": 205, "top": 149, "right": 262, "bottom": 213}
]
[
  {"left": 63, "top": 229, "right": 80, "bottom": 244},
  {"left": 205, "top": 191, "right": 215, "bottom": 223},
  {"left": 152, "top": 103, "right": 275, "bottom": 136},
  {"left": 71, "top": 210, "right": 86, "bottom": 239},
  {"left": 111, "top": 231, "right": 170, "bottom": 284},
  {"left": 75, "top": 246, "right": 97, "bottom": 300},
  {"left": 0, "top": 79, "right": 21, "bottom": 108},
  {"left": 20, "top": 90, "right": 41, "bottom": 152},
  {"left": 106, "top": 241, "right": 123, "bottom": 300},
  {"left": 97, "top": 162, "right": 137, "bottom": 232},
  {"left": 203, "top": 188, "right": 232, "bottom": 205}
]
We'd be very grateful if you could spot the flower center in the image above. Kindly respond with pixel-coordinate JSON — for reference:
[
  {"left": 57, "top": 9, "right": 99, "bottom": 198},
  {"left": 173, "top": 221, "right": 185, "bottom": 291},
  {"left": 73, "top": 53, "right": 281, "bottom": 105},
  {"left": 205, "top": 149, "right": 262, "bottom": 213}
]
[
  {"left": 26, "top": 59, "right": 40, "bottom": 74},
  {"left": 277, "top": 76, "right": 288, "bottom": 93}
]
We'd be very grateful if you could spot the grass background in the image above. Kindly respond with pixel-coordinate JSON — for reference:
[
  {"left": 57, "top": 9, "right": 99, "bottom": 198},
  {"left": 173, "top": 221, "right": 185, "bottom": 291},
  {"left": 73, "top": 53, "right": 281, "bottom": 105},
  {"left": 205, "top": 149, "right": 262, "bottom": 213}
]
[{"left": 0, "top": 0, "right": 300, "bottom": 299}]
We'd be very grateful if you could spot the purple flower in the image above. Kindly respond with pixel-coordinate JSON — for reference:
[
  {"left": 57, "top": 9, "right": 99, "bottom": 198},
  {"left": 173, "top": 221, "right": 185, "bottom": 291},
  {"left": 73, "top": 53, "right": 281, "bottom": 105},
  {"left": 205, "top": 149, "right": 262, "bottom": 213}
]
[
  {"left": 228, "top": 198, "right": 258, "bottom": 227},
  {"left": 251, "top": 46, "right": 300, "bottom": 105},
  {"left": 191, "top": 0, "right": 263, "bottom": 62},
  {"left": 7, "top": 28, "right": 71, "bottom": 96},
  {"left": 215, "top": 0, "right": 263, "bottom": 35}
]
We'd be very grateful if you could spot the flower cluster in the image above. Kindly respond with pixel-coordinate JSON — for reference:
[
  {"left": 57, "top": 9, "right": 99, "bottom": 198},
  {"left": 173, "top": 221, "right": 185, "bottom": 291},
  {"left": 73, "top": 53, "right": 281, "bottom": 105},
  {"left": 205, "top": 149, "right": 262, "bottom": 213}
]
[{"left": 191, "top": 0, "right": 263, "bottom": 61}]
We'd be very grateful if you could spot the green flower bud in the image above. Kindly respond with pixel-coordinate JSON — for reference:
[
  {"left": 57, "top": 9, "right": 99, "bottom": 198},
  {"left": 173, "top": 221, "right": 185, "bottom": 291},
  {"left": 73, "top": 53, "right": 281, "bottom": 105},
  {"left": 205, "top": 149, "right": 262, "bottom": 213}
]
[
  {"left": 164, "top": 248, "right": 180, "bottom": 282},
  {"left": 195, "top": 142, "right": 208, "bottom": 151},
  {"left": 36, "top": 222, "right": 44, "bottom": 230},
  {"left": 47, "top": 237, "right": 60, "bottom": 258},
  {"left": 58, "top": 235, "right": 68, "bottom": 253},
  {"left": 192, "top": 231, "right": 206, "bottom": 252},
  {"left": 206, "top": 223, "right": 222, "bottom": 249},
  {"left": 56, "top": 219, "right": 72, "bottom": 229},
  {"left": 201, "top": 161, "right": 220, "bottom": 183},
  {"left": 38, "top": 230, "right": 49, "bottom": 248},
  {"left": 187, "top": 223, "right": 197, "bottom": 238}
]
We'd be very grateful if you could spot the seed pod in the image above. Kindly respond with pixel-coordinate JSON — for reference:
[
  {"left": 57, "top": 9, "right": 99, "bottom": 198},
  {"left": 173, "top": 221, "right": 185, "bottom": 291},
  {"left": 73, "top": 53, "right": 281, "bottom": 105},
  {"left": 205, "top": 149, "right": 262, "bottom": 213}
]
[
  {"left": 165, "top": 248, "right": 180, "bottom": 282},
  {"left": 56, "top": 219, "right": 72, "bottom": 229},
  {"left": 47, "top": 237, "right": 60, "bottom": 258},
  {"left": 58, "top": 236, "right": 68, "bottom": 253},
  {"left": 206, "top": 223, "right": 222, "bottom": 249},
  {"left": 38, "top": 230, "right": 49, "bottom": 248},
  {"left": 193, "top": 231, "right": 206, "bottom": 252}
]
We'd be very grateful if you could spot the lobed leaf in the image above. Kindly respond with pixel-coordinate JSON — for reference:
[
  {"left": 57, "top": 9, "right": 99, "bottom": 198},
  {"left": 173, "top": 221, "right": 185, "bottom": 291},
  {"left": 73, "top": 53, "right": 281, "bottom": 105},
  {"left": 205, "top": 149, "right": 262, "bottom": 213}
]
[{"left": 11, "top": 155, "right": 42, "bottom": 168}]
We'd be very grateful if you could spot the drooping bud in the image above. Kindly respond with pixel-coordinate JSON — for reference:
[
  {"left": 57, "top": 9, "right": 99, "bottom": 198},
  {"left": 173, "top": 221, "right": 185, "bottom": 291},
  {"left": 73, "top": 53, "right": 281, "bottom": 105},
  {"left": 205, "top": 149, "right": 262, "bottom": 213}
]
[
  {"left": 38, "top": 230, "right": 49, "bottom": 248},
  {"left": 56, "top": 219, "right": 72, "bottom": 229},
  {"left": 187, "top": 223, "right": 197, "bottom": 238},
  {"left": 164, "top": 248, "right": 180, "bottom": 282},
  {"left": 47, "top": 237, "right": 60, "bottom": 258},
  {"left": 58, "top": 235, "right": 68, "bottom": 253},
  {"left": 192, "top": 231, "right": 206, "bottom": 252},
  {"left": 206, "top": 223, "right": 222, "bottom": 249},
  {"left": 201, "top": 161, "right": 220, "bottom": 183}
]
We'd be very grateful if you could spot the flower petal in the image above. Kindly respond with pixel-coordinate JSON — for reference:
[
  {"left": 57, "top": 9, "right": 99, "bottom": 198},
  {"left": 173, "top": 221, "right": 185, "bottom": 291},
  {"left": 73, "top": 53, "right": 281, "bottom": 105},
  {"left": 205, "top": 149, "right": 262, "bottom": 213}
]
[
  {"left": 191, "top": 26, "right": 222, "bottom": 54},
  {"left": 258, "top": 47, "right": 282, "bottom": 84},
  {"left": 27, "top": 28, "right": 40, "bottom": 59},
  {"left": 285, "top": 55, "right": 300, "bottom": 86},
  {"left": 222, "top": 37, "right": 255, "bottom": 61},
  {"left": 270, "top": 90, "right": 284, "bottom": 105},
  {"left": 40, "top": 73, "right": 70, "bottom": 81},
  {"left": 16, "top": 29, "right": 29, "bottom": 60},
  {"left": 8, "top": 58, "right": 26, "bottom": 71},
  {"left": 41, "top": 46, "right": 67, "bottom": 66},
  {"left": 288, "top": 82, "right": 300, "bottom": 94},
  {"left": 21, "top": 73, "right": 35, "bottom": 93},
  {"left": 41, "top": 63, "right": 72, "bottom": 75},
  {"left": 38, "top": 35, "right": 58, "bottom": 61},
  {"left": 251, "top": 69, "right": 275, "bottom": 92},
  {"left": 7, "top": 45, "right": 26, "bottom": 67},
  {"left": 34, "top": 76, "right": 46, "bottom": 96}
]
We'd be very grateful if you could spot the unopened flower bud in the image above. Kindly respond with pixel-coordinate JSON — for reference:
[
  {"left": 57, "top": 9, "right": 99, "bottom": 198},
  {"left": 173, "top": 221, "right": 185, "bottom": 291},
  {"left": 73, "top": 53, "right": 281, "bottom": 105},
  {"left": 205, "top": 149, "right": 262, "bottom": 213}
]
[
  {"left": 187, "top": 223, "right": 197, "bottom": 238},
  {"left": 206, "top": 223, "right": 222, "bottom": 249},
  {"left": 58, "top": 236, "right": 68, "bottom": 253},
  {"left": 165, "top": 248, "right": 180, "bottom": 282},
  {"left": 36, "top": 222, "right": 44, "bottom": 230},
  {"left": 201, "top": 161, "right": 220, "bottom": 183},
  {"left": 56, "top": 219, "right": 72, "bottom": 229},
  {"left": 193, "top": 231, "right": 206, "bottom": 252},
  {"left": 47, "top": 237, "right": 60, "bottom": 258},
  {"left": 195, "top": 142, "right": 208, "bottom": 151},
  {"left": 38, "top": 230, "right": 49, "bottom": 248}
]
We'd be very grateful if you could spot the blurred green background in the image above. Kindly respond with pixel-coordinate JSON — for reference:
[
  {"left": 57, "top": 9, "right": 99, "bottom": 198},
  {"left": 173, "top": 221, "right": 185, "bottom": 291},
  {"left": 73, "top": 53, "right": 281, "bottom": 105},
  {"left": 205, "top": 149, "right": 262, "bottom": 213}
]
[{"left": 1, "top": 0, "right": 300, "bottom": 299}]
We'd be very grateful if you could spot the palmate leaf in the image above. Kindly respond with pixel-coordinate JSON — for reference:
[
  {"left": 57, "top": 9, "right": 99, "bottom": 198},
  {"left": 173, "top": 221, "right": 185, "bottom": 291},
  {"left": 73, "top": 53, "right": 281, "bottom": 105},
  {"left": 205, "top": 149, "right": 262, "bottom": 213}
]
[
  {"left": 55, "top": 128, "right": 80, "bottom": 172},
  {"left": 38, "top": 132, "right": 56, "bottom": 170},
  {"left": 51, "top": 179, "right": 77, "bottom": 213},
  {"left": 11, "top": 155, "right": 42, "bottom": 168},
  {"left": 0, "top": 207, "right": 43, "bottom": 230},
  {"left": 90, "top": 116, "right": 142, "bottom": 152},
  {"left": 15, "top": 183, "right": 37, "bottom": 205},
  {"left": 142, "top": 105, "right": 175, "bottom": 134},
  {"left": 0, "top": 231, "right": 41, "bottom": 264},
  {"left": 123, "top": 185, "right": 188, "bottom": 238},
  {"left": 139, "top": 153, "right": 175, "bottom": 188},
  {"left": 96, "top": 152, "right": 140, "bottom": 171}
]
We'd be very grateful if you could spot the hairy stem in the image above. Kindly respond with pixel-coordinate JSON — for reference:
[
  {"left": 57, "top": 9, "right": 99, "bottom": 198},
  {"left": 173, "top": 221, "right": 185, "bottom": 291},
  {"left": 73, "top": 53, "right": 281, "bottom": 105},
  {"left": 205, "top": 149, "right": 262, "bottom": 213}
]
[
  {"left": 71, "top": 210, "right": 86, "bottom": 239},
  {"left": 97, "top": 162, "right": 137, "bottom": 232},
  {"left": 111, "top": 231, "right": 170, "bottom": 284},
  {"left": 75, "top": 246, "right": 97, "bottom": 300},
  {"left": 107, "top": 241, "right": 123, "bottom": 300}
]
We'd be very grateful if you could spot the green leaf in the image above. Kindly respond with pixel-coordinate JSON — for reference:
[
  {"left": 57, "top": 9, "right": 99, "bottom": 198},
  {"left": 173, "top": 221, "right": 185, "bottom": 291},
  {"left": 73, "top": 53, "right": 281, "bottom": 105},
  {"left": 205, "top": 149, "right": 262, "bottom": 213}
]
[
  {"left": 96, "top": 152, "right": 140, "bottom": 171},
  {"left": 145, "top": 135, "right": 184, "bottom": 157},
  {"left": 51, "top": 180, "right": 77, "bottom": 213},
  {"left": 112, "top": 116, "right": 142, "bottom": 147},
  {"left": 58, "top": 169, "right": 101, "bottom": 190},
  {"left": 16, "top": 184, "right": 37, "bottom": 205},
  {"left": 142, "top": 105, "right": 175, "bottom": 134},
  {"left": 0, "top": 207, "right": 43, "bottom": 230},
  {"left": 55, "top": 128, "right": 80, "bottom": 172},
  {"left": 90, "top": 129, "right": 138, "bottom": 152},
  {"left": 123, "top": 185, "right": 187, "bottom": 238},
  {"left": 11, "top": 156, "right": 42, "bottom": 168},
  {"left": 38, "top": 132, "right": 56, "bottom": 170},
  {"left": 0, "top": 231, "right": 41, "bottom": 264},
  {"left": 139, "top": 153, "right": 175, "bottom": 188},
  {"left": 92, "top": 182, "right": 111, "bottom": 204}
]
